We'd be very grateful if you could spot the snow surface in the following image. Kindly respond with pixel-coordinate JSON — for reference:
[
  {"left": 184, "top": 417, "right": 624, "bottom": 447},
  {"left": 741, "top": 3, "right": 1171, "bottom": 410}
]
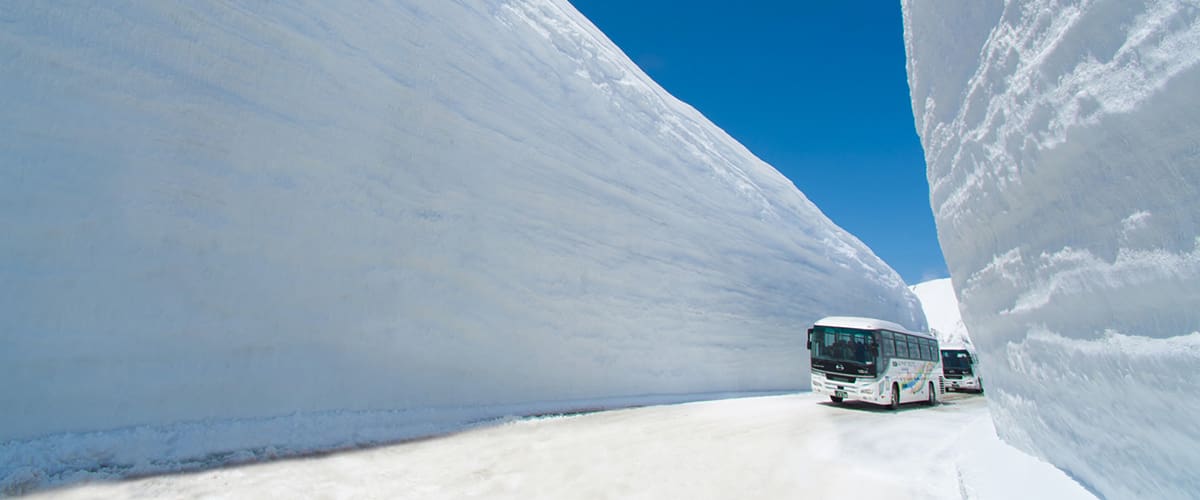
[
  {"left": 0, "top": 0, "right": 925, "bottom": 491},
  {"left": 910, "top": 278, "right": 972, "bottom": 347},
  {"left": 19, "top": 393, "right": 1095, "bottom": 500},
  {"left": 903, "top": 1, "right": 1200, "bottom": 497}
]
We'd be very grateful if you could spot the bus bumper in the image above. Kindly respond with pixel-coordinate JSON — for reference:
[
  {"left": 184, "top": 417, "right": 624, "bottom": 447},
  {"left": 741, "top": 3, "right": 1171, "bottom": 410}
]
[
  {"left": 945, "top": 376, "right": 980, "bottom": 391},
  {"left": 811, "top": 373, "right": 887, "bottom": 404}
]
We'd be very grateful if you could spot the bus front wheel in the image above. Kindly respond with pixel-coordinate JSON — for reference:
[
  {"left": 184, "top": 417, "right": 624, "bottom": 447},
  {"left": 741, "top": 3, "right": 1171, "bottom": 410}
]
[{"left": 889, "top": 383, "right": 900, "bottom": 411}]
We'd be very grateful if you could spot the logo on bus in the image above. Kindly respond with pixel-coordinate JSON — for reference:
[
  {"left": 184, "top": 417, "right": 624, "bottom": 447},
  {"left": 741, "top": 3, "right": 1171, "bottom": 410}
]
[{"left": 835, "top": 363, "right": 844, "bottom": 371}]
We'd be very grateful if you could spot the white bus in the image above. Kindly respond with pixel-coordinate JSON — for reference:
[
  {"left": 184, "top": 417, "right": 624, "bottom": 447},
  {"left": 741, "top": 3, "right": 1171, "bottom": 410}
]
[
  {"left": 806, "top": 316, "right": 943, "bottom": 409},
  {"left": 940, "top": 345, "right": 982, "bottom": 393}
]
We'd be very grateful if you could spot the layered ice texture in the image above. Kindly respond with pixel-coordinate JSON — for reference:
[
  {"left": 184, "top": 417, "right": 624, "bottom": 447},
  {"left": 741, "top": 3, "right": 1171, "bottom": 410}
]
[
  {"left": 0, "top": 0, "right": 924, "bottom": 490},
  {"left": 903, "top": 1, "right": 1200, "bottom": 497}
]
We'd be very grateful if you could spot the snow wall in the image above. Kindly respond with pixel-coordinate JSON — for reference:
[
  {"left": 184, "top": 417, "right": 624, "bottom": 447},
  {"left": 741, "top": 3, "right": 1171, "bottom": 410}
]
[
  {"left": 0, "top": 1, "right": 925, "bottom": 490},
  {"left": 910, "top": 279, "right": 972, "bottom": 348},
  {"left": 903, "top": 1, "right": 1200, "bottom": 498}
]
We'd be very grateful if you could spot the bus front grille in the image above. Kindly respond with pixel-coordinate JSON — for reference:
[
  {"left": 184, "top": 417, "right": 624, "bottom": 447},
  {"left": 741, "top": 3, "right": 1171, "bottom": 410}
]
[{"left": 826, "top": 374, "right": 856, "bottom": 383}]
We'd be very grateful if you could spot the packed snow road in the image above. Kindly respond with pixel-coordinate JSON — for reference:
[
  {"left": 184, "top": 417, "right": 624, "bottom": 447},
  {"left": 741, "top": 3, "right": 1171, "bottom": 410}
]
[{"left": 30, "top": 392, "right": 1088, "bottom": 499}]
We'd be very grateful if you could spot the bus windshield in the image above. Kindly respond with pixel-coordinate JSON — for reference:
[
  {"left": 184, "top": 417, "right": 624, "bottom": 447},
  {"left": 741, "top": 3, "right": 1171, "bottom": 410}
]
[
  {"left": 941, "top": 350, "right": 973, "bottom": 370},
  {"left": 811, "top": 326, "right": 878, "bottom": 365}
]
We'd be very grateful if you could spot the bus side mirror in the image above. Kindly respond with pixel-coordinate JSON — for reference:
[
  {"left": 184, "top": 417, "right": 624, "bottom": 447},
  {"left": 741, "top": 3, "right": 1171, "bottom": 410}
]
[{"left": 806, "top": 328, "right": 813, "bottom": 350}]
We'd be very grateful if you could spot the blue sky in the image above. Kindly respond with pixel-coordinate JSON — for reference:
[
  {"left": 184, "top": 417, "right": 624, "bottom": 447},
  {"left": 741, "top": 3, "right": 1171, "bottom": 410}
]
[{"left": 569, "top": 1, "right": 947, "bottom": 284}]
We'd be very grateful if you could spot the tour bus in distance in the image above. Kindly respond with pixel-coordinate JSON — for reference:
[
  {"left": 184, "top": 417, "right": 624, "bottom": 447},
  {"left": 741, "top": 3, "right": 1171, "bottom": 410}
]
[
  {"left": 807, "top": 316, "right": 943, "bottom": 410},
  {"left": 940, "top": 344, "right": 982, "bottom": 393}
]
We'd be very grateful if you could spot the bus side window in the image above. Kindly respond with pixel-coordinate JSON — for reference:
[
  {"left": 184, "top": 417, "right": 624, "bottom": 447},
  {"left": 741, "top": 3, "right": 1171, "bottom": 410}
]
[
  {"left": 908, "top": 338, "right": 921, "bottom": 361},
  {"left": 895, "top": 335, "right": 909, "bottom": 358},
  {"left": 881, "top": 331, "right": 895, "bottom": 358}
]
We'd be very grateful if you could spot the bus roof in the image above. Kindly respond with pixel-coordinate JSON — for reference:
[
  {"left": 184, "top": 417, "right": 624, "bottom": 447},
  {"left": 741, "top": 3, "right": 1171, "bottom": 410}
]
[{"left": 812, "top": 316, "right": 933, "bottom": 339}]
